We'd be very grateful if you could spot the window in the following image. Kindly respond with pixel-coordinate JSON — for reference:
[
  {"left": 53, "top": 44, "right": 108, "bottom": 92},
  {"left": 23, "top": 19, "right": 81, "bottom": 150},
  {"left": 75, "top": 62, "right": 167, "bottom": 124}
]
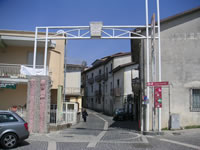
[
  {"left": 99, "top": 69, "right": 101, "bottom": 75},
  {"left": 0, "top": 114, "right": 18, "bottom": 123},
  {"left": 64, "top": 97, "right": 70, "bottom": 102},
  {"left": 191, "top": 89, "right": 200, "bottom": 111},
  {"left": 68, "top": 104, "right": 74, "bottom": 110},
  {"left": 110, "top": 63, "right": 113, "bottom": 72},
  {"left": 91, "top": 85, "right": 93, "bottom": 93},
  {"left": 106, "top": 67, "right": 108, "bottom": 75},
  {"left": 27, "top": 51, "right": 44, "bottom": 66},
  {"left": 99, "top": 83, "right": 101, "bottom": 91},
  {"left": 117, "top": 79, "right": 120, "bottom": 88},
  {"left": 105, "top": 84, "right": 107, "bottom": 93},
  {"left": 98, "top": 98, "right": 101, "bottom": 104},
  {"left": 92, "top": 73, "right": 94, "bottom": 78}
]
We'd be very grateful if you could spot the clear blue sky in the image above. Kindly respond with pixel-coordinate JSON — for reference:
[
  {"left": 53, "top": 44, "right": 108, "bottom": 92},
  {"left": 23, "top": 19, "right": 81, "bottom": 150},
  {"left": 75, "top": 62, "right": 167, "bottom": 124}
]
[{"left": 0, "top": 0, "right": 199, "bottom": 66}]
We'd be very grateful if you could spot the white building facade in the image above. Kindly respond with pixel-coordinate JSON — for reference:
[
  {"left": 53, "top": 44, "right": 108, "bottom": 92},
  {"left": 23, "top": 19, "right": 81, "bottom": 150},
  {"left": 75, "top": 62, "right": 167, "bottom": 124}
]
[{"left": 83, "top": 52, "right": 139, "bottom": 115}]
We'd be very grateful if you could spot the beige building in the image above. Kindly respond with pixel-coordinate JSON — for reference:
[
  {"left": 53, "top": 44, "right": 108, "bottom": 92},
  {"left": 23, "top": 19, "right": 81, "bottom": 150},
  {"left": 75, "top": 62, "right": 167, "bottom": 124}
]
[{"left": 0, "top": 30, "right": 65, "bottom": 112}]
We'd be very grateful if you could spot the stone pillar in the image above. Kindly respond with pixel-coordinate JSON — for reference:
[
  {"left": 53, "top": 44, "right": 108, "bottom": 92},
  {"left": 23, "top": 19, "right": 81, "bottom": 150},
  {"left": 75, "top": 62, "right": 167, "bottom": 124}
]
[{"left": 27, "top": 76, "right": 50, "bottom": 133}]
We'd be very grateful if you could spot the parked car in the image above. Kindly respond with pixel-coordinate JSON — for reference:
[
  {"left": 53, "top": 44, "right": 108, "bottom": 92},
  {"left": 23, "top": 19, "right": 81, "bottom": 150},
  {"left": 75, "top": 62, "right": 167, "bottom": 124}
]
[
  {"left": 113, "top": 108, "right": 127, "bottom": 121},
  {"left": 0, "top": 110, "right": 29, "bottom": 149}
]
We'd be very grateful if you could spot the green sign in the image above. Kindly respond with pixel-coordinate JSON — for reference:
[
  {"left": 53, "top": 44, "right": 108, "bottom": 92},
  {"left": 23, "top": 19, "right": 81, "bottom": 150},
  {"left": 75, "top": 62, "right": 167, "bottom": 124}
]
[
  {"left": 0, "top": 83, "right": 16, "bottom": 89},
  {"left": 158, "top": 98, "right": 162, "bottom": 103}
]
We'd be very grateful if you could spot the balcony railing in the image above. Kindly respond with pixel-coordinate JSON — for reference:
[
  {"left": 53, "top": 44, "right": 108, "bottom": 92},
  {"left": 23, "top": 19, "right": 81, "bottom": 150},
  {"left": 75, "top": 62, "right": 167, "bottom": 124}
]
[
  {"left": 65, "top": 87, "right": 81, "bottom": 95},
  {"left": 95, "top": 90, "right": 102, "bottom": 96},
  {"left": 102, "top": 74, "right": 108, "bottom": 81},
  {"left": 0, "top": 63, "right": 48, "bottom": 79},
  {"left": 95, "top": 75, "right": 102, "bottom": 82},
  {"left": 88, "top": 77, "right": 94, "bottom": 84}
]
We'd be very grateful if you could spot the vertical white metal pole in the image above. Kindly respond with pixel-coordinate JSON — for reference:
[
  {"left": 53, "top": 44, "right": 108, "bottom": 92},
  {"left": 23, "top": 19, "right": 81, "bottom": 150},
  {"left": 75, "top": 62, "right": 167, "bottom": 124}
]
[
  {"left": 44, "top": 28, "right": 49, "bottom": 75},
  {"left": 157, "top": 0, "right": 162, "bottom": 132},
  {"left": 145, "top": 0, "right": 150, "bottom": 132},
  {"left": 33, "top": 27, "right": 38, "bottom": 69},
  {"left": 63, "top": 35, "right": 67, "bottom": 102}
]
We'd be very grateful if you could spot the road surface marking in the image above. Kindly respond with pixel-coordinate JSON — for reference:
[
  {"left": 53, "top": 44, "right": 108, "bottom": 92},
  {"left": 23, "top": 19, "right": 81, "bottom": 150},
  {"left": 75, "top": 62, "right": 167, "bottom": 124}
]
[
  {"left": 160, "top": 138, "right": 200, "bottom": 150},
  {"left": 87, "top": 114, "right": 108, "bottom": 148},
  {"left": 141, "top": 136, "right": 149, "bottom": 143},
  {"left": 48, "top": 141, "right": 56, "bottom": 150},
  {"left": 145, "top": 135, "right": 154, "bottom": 138},
  {"left": 94, "top": 114, "right": 109, "bottom": 130}
]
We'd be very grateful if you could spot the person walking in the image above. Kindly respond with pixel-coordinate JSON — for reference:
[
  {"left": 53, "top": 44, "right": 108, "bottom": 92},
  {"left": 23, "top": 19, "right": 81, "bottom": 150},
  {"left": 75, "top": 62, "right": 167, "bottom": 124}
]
[{"left": 82, "top": 109, "right": 88, "bottom": 122}]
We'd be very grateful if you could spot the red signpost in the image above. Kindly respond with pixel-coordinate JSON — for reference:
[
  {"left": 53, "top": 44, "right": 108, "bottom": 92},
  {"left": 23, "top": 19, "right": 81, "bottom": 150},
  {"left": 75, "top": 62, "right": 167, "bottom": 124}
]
[
  {"left": 146, "top": 81, "right": 168, "bottom": 86},
  {"left": 154, "top": 86, "right": 162, "bottom": 108},
  {"left": 146, "top": 81, "right": 169, "bottom": 108}
]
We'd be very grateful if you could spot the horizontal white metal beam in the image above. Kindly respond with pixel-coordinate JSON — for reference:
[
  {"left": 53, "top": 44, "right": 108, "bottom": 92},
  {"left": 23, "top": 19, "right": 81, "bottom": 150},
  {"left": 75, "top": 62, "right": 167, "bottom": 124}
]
[
  {"left": 37, "top": 25, "right": 158, "bottom": 29},
  {"left": 37, "top": 36, "right": 158, "bottom": 40}
]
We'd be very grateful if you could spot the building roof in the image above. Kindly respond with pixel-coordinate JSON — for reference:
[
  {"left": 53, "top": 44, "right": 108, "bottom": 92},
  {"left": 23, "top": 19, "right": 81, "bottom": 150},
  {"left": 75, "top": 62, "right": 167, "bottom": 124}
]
[
  {"left": 160, "top": 6, "right": 200, "bottom": 24},
  {"left": 112, "top": 62, "right": 137, "bottom": 73},
  {"left": 66, "top": 64, "right": 84, "bottom": 71},
  {"left": 82, "top": 52, "right": 131, "bottom": 73},
  {"left": 132, "top": 6, "right": 200, "bottom": 33},
  {"left": 0, "top": 29, "right": 57, "bottom": 47}
]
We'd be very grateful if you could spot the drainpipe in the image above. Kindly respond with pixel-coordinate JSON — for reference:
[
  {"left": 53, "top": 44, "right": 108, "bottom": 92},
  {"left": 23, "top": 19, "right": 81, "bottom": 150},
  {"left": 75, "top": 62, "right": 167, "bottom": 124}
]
[{"left": 112, "top": 59, "right": 114, "bottom": 114}]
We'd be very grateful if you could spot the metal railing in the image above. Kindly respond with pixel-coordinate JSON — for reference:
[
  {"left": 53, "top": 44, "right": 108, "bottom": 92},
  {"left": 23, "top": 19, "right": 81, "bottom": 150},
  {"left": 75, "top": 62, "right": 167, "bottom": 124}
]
[
  {"left": 65, "top": 87, "right": 81, "bottom": 95},
  {"left": 50, "top": 104, "right": 57, "bottom": 123},
  {"left": 95, "top": 90, "right": 102, "bottom": 96},
  {"left": 88, "top": 77, "right": 94, "bottom": 84},
  {"left": 95, "top": 75, "right": 102, "bottom": 82},
  {"left": 0, "top": 63, "right": 47, "bottom": 78},
  {"left": 50, "top": 104, "right": 79, "bottom": 125}
]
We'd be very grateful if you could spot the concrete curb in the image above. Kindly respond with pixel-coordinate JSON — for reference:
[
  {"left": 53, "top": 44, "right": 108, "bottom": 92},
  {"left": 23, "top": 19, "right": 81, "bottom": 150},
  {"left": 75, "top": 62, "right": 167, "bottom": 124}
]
[
  {"left": 49, "top": 123, "right": 72, "bottom": 131},
  {"left": 143, "top": 131, "right": 164, "bottom": 136}
]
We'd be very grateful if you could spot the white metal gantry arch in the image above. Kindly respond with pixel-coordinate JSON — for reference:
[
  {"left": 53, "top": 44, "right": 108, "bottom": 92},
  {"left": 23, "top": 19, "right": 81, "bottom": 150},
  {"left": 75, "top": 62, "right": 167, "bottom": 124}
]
[{"left": 33, "top": 0, "right": 162, "bottom": 132}]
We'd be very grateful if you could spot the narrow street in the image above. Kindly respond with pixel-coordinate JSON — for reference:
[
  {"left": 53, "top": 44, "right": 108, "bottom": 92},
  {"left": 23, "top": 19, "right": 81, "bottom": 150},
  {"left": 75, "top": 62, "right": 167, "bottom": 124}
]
[{"left": 5, "top": 110, "right": 200, "bottom": 150}]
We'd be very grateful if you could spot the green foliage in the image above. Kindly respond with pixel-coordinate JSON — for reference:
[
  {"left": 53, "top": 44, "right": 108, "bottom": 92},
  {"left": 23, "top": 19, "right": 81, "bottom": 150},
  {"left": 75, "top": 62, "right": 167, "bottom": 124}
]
[{"left": 185, "top": 125, "right": 200, "bottom": 129}]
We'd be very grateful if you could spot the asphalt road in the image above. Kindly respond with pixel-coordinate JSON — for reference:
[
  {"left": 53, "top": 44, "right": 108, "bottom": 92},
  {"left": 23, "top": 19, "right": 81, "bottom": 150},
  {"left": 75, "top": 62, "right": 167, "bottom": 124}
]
[{"left": 2, "top": 110, "right": 200, "bottom": 150}]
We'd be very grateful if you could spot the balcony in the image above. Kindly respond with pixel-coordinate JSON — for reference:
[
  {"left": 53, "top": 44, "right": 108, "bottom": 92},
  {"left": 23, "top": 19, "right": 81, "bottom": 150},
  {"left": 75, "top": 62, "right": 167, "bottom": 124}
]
[
  {"left": 0, "top": 63, "right": 48, "bottom": 80},
  {"left": 95, "top": 74, "right": 102, "bottom": 82},
  {"left": 95, "top": 90, "right": 102, "bottom": 96},
  {"left": 65, "top": 87, "right": 81, "bottom": 96},
  {"left": 114, "top": 88, "right": 121, "bottom": 97},
  {"left": 88, "top": 77, "right": 94, "bottom": 84},
  {"left": 102, "top": 74, "right": 108, "bottom": 81}
]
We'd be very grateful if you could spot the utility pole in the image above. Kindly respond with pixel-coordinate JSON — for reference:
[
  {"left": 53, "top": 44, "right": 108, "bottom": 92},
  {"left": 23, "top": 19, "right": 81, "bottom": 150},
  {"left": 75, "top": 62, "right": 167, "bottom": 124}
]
[
  {"left": 145, "top": 0, "right": 150, "bottom": 132},
  {"left": 157, "top": 0, "right": 162, "bottom": 132}
]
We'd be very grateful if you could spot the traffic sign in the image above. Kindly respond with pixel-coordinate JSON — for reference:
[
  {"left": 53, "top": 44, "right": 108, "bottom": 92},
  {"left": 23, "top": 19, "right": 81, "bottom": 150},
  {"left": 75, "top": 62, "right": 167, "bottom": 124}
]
[
  {"left": 154, "top": 86, "right": 162, "bottom": 108},
  {"left": 147, "top": 81, "right": 169, "bottom": 86}
]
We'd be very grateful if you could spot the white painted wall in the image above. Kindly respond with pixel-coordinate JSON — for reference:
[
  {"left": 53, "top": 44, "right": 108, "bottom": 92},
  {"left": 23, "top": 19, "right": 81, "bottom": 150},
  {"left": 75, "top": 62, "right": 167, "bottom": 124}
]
[
  {"left": 124, "top": 65, "right": 139, "bottom": 96},
  {"left": 65, "top": 70, "right": 81, "bottom": 94},
  {"left": 113, "top": 55, "right": 131, "bottom": 68}
]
